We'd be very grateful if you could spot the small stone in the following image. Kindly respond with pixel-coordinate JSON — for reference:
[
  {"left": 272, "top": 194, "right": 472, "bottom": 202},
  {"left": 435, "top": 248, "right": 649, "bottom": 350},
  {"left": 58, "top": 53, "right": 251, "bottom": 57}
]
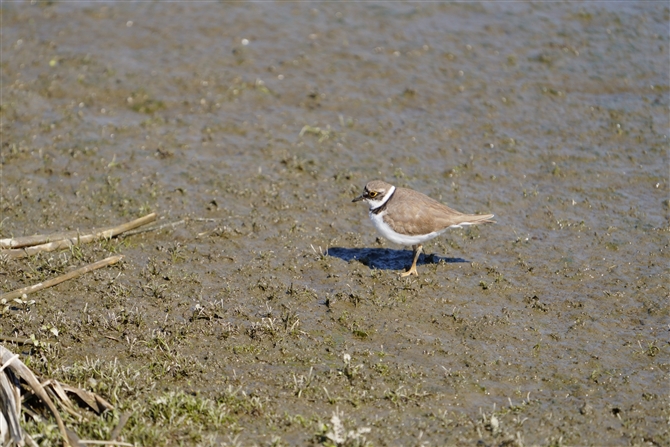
[{"left": 580, "top": 402, "right": 593, "bottom": 415}]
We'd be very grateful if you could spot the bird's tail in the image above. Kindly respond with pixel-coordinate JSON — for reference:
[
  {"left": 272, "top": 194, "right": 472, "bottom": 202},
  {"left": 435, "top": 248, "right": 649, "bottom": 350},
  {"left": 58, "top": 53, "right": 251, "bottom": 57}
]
[{"left": 450, "top": 213, "right": 495, "bottom": 228}]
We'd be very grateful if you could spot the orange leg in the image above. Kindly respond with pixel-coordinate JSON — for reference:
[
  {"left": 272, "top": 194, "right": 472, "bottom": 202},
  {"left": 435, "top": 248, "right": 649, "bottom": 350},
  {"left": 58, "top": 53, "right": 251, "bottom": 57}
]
[{"left": 400, "top": 244, "right": 423, "bottom": 277}]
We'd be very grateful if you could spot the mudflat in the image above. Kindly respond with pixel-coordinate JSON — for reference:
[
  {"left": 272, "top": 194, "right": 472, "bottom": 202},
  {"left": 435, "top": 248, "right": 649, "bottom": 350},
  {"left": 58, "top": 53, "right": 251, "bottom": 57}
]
[{"left": 1, "top": 2, "right": 667, "bottom": 445}]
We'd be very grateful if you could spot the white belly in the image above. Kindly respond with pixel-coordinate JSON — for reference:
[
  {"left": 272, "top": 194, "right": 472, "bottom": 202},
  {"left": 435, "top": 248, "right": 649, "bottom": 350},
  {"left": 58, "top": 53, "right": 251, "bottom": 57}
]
[{"left": 369, "top": 211, "right": 450, "bottom": 246}]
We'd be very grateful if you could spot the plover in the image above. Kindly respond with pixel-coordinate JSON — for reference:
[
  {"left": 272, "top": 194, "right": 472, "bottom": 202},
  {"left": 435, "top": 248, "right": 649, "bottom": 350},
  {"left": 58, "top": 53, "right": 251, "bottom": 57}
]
[{"left": 353, "top": 180, "right": 494, "bottom": 276}]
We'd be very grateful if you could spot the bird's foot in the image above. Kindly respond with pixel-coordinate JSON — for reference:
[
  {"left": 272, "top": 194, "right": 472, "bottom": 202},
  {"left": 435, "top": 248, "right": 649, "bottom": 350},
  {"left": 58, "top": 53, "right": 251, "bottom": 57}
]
[{"left": 399, "top": 266, "right": 419, "bottom": 277}]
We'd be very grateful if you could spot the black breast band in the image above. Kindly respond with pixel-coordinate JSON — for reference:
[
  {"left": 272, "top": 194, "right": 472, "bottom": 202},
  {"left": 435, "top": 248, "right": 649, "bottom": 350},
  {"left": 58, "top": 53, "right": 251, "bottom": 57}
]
[{"left": 371, "top": 189, "right": 395, "bottom": 215}]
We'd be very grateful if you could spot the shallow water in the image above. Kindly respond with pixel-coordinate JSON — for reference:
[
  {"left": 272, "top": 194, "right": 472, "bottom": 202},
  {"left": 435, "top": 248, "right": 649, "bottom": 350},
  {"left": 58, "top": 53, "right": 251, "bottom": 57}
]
[{"left": 1, "top": 2, "right": 668, "bottom": 445}]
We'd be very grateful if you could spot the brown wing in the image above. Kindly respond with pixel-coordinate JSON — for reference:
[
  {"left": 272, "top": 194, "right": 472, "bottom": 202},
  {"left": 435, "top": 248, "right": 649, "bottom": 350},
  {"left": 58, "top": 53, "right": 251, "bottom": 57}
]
[{"left": 383, "top": 187, "right": 494, "bottom": 236}]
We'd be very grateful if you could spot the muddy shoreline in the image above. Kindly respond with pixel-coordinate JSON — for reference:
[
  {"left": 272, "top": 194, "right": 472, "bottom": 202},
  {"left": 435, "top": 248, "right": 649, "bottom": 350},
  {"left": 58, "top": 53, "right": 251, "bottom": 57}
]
[{"left": 1, "top": 2, "right": 668, "bottom": 445}]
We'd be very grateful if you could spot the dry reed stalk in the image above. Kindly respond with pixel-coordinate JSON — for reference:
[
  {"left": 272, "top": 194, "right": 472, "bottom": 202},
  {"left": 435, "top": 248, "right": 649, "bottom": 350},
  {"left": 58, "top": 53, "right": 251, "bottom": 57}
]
[
  {"left": 0, "top": 213, "right": 156, "bottom": 259},
  {"left": 109, "top": 412, "right": 131, "bottom": 442},
  {"left": 0, "top": 336, "right": 35, "bottom": 345},
  {"left": 0, "top": 345, "right": 69, "bottom": 445},
  {"left": 1, "top": 346, "right": 119, "bottom": 446},
  {"left": 121, "top": 218, "right": 186, "bottom": 237},
  {"left": 0, "top": 255, "right": 124, "bottom": 301}
]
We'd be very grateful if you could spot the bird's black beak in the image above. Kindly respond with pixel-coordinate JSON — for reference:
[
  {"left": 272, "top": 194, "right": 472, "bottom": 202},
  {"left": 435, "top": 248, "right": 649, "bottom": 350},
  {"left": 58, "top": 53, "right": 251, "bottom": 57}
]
[{"left": 352, "top": 191, "right": 368, "bottom": 202}]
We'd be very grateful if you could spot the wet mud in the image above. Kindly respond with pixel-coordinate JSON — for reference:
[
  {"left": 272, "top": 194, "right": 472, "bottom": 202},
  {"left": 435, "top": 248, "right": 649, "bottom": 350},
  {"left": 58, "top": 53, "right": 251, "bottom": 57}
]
[{"left": 1, "top": 2, "right": 668, "bottom": 445}]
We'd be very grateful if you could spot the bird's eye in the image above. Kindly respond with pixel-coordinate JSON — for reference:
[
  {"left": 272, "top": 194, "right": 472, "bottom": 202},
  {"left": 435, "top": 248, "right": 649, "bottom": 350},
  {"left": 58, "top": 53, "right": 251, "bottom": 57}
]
[{"left": 369, "top": 191, "right": 378, "bottom": 198}]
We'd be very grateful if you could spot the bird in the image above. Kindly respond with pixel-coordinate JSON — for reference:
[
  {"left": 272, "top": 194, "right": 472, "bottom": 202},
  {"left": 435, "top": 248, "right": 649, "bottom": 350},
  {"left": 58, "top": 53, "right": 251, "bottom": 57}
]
[{"left": 353, "top": 180, "right": 494, "bottom": 276}]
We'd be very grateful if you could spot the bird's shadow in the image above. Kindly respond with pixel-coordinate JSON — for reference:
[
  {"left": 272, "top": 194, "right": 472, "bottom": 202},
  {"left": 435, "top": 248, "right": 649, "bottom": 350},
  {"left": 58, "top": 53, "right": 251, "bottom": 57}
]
[{"left": 326, "top": 247, "right": 468, "bottom": 271}]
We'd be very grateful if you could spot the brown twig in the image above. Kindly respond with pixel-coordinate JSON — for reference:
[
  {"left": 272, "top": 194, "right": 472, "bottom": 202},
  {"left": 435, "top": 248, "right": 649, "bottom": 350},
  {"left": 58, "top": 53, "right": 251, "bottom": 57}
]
[
  {"left": 1, "top": 225, "right": 111, "bottom": 250},
  {"left": 78, "top": 441, "right": 134, "bottom": 446},
  {"left": 109, "top": 412, "right": 131, "bottom": 441},
  {"left": 121, "top": 218, "right": 186, "bottom": 237},
  {"left": 0, "top": 255, "right": 124, "bottom": 300},
  {"left": 0, "top": 213, "right": 156, "bottom": 259},
  {"left": 0, "top": 335, "right": 36, "bottom": 345}
]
